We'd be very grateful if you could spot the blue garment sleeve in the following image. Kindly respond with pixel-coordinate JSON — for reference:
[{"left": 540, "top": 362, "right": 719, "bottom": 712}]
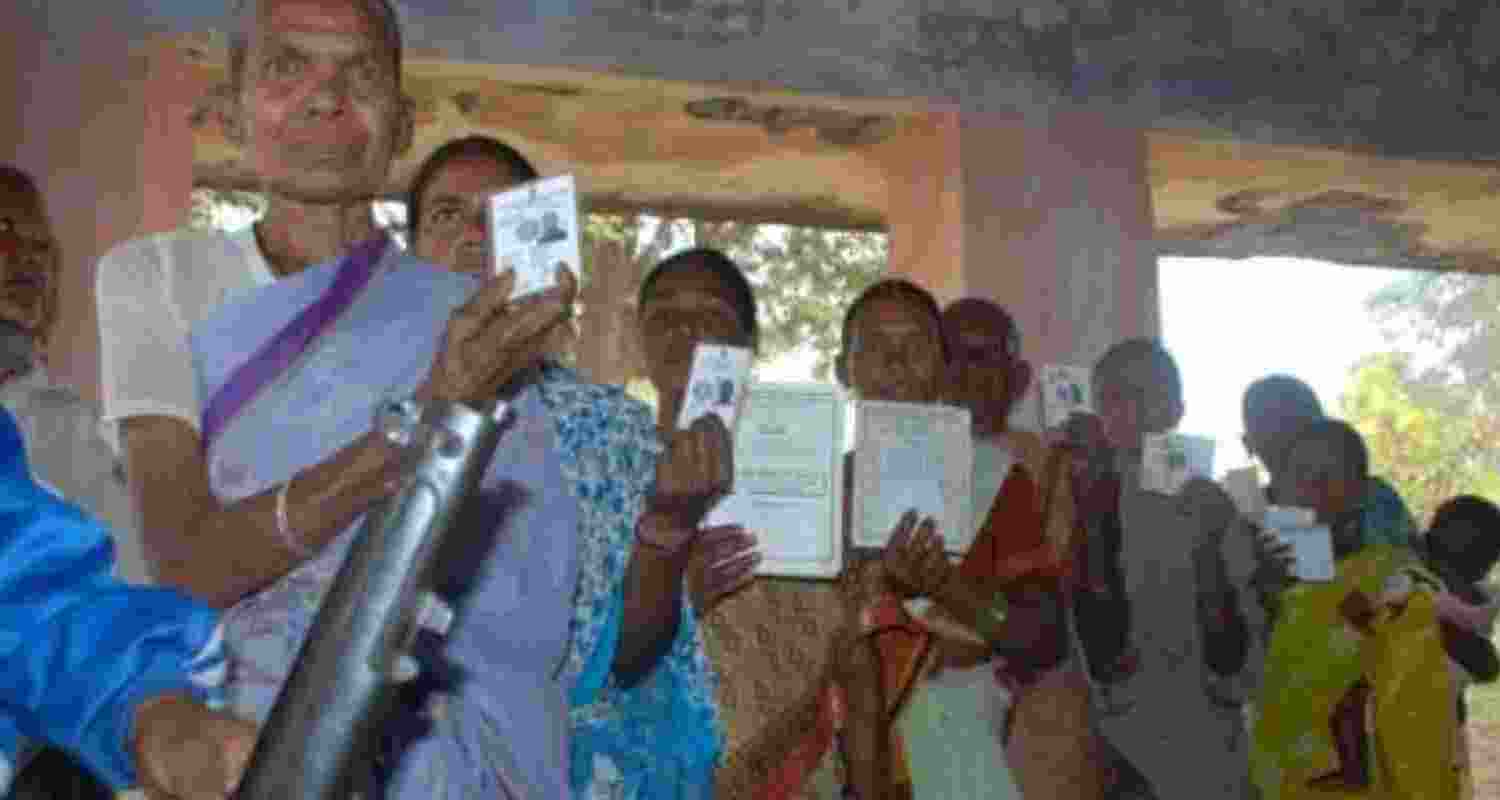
[
  {"left": 0, "top": 407, "right": 227, "bottom": 791},
  {"left": 0, "top": 714, "right": 21, "bottom": 794},
  {"left": 1363, "top": 477, "right": 1419, "bottom": 550}
]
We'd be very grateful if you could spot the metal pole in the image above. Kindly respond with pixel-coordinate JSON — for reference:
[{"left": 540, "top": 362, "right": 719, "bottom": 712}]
[{"left": 235, "top": 399, "right": 506, "bottom": 799}]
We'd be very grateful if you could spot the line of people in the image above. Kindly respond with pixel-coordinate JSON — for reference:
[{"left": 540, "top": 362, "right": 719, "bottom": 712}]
[{"left": 0, "top": 0, "right": 1495, "bottom": 798}]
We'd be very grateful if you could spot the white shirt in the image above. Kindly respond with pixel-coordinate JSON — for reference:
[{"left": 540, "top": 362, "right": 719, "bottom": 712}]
[
  {"left": 0, "top": 366, "right": 147, "bottom": 583},
  {"left": 95, "top": 227, "right": 274, "bottom": 455}
]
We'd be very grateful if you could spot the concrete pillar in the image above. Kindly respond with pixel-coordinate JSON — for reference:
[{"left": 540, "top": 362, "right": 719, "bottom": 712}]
[
  {"left": 0, "top": 6, "right": 43, "bottom": 161},
  {"left": 880, "top": 107, "right": 1160, "bottom": 431},
  {"left": 880, "top": 109, "right": 967, "bottom": 305},
  {"left": 0, "top": 24, "right": 200, "bottom": 403}
]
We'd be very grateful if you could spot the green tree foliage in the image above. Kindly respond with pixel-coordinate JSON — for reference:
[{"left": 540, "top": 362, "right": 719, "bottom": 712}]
[
  {"left": 581, "top": 215, "right": 885, "bottom": 381},
  {"left": 1339, "top": 272, "right": 1500, "bottom": 525},
  {"left": 195, "top": 190, "right": 887, "bottom": 384},
  {"left": 1339, "top": 351, "right": 1500, "bottom": 526},
  {"left": 729, "top": 225, "right": 887, "bottom": 380},
  {"left": 1366, "top": 272, "right": 1500, "bottom": 413}
]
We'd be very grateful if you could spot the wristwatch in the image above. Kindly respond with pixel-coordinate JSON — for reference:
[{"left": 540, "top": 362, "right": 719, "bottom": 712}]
[{"left": 374, "top": 397, "right": 425, "bottom": 448}]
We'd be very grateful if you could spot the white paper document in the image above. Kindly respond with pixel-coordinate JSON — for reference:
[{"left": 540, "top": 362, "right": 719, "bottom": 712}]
[
  {"left": 1221, "top": 466, "right": 1266, "bottom": 519},
  {"left": 1264, "top": 505, "right": 1335, "bottom": 582},
  {"left": 706, "top": 382, "right": 846, "bottom": 578},
  {"left": 487, "top": 174, "right": 583, "bottom": 299},
  {"left": 1040, "top": 363, "right": 1093, "bottom": 430},
  {"left": 852, "top": 401, "right": 973, "bottom": 553},
  {"left": 676, "top": 344, "right": 753, "bottom": 432},
  {"left": 1140, "top": 432, "right": 1216, "bottom": 495}
]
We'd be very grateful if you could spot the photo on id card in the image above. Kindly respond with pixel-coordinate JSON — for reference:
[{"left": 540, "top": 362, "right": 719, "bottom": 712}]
[{"left": 487, "top": 174, "right": 583, "bottom": 300}]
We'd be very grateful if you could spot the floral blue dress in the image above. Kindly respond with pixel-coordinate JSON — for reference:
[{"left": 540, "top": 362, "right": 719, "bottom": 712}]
[{"left": 549, "top": 374, "right": 723, "bottom": 800}]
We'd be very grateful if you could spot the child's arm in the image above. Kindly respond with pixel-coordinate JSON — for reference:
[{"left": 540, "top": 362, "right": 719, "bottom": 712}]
[
  {"left": 0, "top": 470, "right": 242, "bottom": 793},
  {"left": 1439, "top": 620, "right": 1500, "bottom": 684},
  {"left": 1435, "top": 589, "right": 1500, "bottom": 635}
]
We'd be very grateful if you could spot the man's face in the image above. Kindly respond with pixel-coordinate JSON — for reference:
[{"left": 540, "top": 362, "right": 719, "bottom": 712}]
[
  {"left": 237, "top": 0, "right": 407, "bottom": 204},
  {"left": 413, "top": 156, "right": 528, "bottom": 274},
  {"left": 845, "top": 295, "right": 944, "bottom": 405},
  {"left": 1283, "top": 437, "right": 1363, "bottom": 525},
  {"left": 942, "top": 305, "right": 1026, "bottom": 430},
  {"left": 0, "top": 182, "right": 56, "bottom": 334}
]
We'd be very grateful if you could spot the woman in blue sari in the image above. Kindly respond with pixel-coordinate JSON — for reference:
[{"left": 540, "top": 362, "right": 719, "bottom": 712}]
[{"left": 405, "top": 138, "right": 732, "bottom": 799}]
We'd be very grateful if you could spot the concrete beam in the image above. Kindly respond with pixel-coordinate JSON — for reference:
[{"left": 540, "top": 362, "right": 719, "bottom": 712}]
[{"left": 87, "top": 0, "right": 1500, "bottom": 165}]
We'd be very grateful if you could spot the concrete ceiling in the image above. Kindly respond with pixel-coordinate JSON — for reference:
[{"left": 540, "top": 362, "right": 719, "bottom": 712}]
[
  {"left": 59, "top": 0, "right": 1500, "bottom": 166},
  {"left": 178, "top": 32, "right": 1500, "bottom": 274}
]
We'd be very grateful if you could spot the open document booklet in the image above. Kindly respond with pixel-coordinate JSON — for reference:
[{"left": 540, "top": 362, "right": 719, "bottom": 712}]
[
  {"left": 851, "top": 400, "right": 973, "bottom": 555},
  {"left": 705, "top": 382, "right": 847, "bottom": 578}
]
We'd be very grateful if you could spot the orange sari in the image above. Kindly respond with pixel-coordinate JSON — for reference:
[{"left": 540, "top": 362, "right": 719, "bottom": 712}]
[
  {"left": 740, "top": 445, "right": 1107, "bottom": 800},
  {"left": 877, "top": 449, "right": 1107, "bottom": 800}
]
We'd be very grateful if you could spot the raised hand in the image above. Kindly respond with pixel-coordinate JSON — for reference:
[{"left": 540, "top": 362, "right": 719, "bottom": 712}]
[
  {"left": 686, "top": 524, "right": 759, "bottom": 613},
  {"left": 132, "top": 693, "right": 257, "bottom": 800},
  {"left": 1249, "top": 525, "right": 1297, "bottom": 591},
  {"left": 637, "top": 414, "right": 734, "bottom": 552},
  {"left": 881, "top": 510, "right": 950, "bottom": 599},
  {"left": 419, "top": 266, "right": 576, "bottom": 408}
]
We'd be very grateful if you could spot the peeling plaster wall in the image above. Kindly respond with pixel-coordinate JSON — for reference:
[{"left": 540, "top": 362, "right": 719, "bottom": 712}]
[{"left": 105, "top": 0, "right": 1500, "bottom": 165}]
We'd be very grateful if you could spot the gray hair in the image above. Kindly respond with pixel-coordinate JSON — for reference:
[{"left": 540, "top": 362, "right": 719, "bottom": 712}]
[
  {"left": 227, "top": 0, "right": 404, "bottom": 89},
  {"left": 1094, "top": 337, "right": 1184, "bottom": 434}
]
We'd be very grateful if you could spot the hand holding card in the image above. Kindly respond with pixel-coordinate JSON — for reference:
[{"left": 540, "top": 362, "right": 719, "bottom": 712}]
[
  {"left": 1264, "top": 505, "right": 1336, "bottom": 582},
  {"left": 1141, "top": 432, "right": 1216, "bottom": 495},
  {"left": 1040, "top": 364, "right": 1093, "bottom": 431},
  {"left": 676, "top": 343, "right": 753, "bottom": 432}
]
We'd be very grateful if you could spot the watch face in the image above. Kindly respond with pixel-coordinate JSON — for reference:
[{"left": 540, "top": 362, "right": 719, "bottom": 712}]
[{"left": 377, "top": 398, "right": 422, "bottom": 448}]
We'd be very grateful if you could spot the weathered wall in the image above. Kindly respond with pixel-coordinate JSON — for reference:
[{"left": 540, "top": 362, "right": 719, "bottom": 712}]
[
  {"left": 0, "top": 10, "right": 200, "bottom": 401},
  {"left": 882, "top": 108, "right": 1160, "bottom": 432},
  {"left": 100, "top": 0, "right": 1500, "bottom": 165}
]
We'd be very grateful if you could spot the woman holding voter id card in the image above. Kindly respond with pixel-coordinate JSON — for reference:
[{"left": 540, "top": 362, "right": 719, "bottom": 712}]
[
  {"left": 631, "top": 247, "right": 774, "bottom": 799},
  {"left": 1250, "top": 419, "right": 1458, "bottom": 800},
  {"left": 407, "top": 142, "right": 732, "bottom": 799},
  {"left": 1063, "top": 338, "right": 1266, "bottom": 799}
]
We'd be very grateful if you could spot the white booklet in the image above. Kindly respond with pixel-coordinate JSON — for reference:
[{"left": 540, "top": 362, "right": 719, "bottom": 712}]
[
  {"left": 676, "top": 344, "right": 753, "bottom": 432},
  {"left": 706, "top": 382, "right": 847, "bottom": 579},
  {"left": 487, "top": 174, "right": 583, "bottom": 299},
  {"left": 851, "top": 401, "right": 973, "bottom": 554},
  {"left": 1141, "top": 432, "right": 1216, "bottom": 495},
  {"left": 1039, "top": 363, "right": 1093, "bottom": 430},
  {"left": 1263, "top": 505, "right": 1336, "bottom": 582}
]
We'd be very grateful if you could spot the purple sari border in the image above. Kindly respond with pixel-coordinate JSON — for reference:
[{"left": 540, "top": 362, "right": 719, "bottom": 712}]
[{"left": 200, "top": 235, "right": 390, "bottom": 452}]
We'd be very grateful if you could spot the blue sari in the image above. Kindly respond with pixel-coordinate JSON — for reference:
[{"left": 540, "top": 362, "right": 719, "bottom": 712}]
[
  {"left": 187, "top": 234, "right": 719, "bottom": 799},
  {"left": 0, "top": 406, "right": 225, "bottom": 794}
]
